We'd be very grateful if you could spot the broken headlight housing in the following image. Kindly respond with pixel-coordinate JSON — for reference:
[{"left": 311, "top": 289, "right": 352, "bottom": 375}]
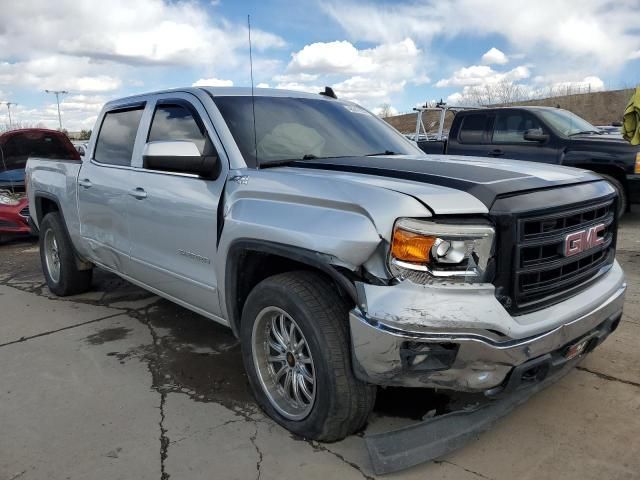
[{"left": 389, "top": 218, "right": 495, "bottom": 284}]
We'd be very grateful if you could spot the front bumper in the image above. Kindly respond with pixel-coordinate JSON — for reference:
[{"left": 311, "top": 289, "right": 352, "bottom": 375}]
[
  {"left": 0, "top": 200, "right": 31, "bottom": 236},
  {"left": 350, "top": 260, "right": 626, "bottom": 391}
]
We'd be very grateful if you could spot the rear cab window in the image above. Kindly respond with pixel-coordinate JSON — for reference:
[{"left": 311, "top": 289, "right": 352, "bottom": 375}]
[
  {"left": 94, "top": 106, "right": 145, "bottom": 166},
  {"left": 458, "top": 113, "right": 490, "bottom": 144}
]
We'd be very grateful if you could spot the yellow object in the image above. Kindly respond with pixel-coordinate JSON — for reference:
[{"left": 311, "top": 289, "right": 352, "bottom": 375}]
[
  {"left": 391, "top": 227, "right": 435, "bottom": 263},
  {"left": 636, "top": 152, "right": 640, "bottom": 174},
  {"left": 622, "top": 86, "right": 640, "bottom": 145}
]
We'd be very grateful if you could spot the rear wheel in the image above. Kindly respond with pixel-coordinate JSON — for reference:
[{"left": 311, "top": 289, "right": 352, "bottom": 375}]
[
  {"left": 241, "top": 271, "right": 376, "bottom": 441},
  {"left": 39, "top": 212, "right": 93, "bottom": 296},
  {"left": 599, "top": 174, "right": 627, "bottom": 219}
]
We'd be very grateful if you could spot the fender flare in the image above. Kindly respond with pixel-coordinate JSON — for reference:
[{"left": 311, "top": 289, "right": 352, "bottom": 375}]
[
  {"left": 224, "top": 239, "right": 359, "bottom": 336},
  {"left": 33, "top": 191, "right": 91, "bottom": 269},
  {"left": 33, "top": 191, "right": 67, "bottom": 231}
]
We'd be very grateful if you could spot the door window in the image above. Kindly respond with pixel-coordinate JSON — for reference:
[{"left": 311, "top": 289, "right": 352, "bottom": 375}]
[
  {"left": 493, "top": 112, "right": 543, "bottom": 143},
  {"left": 147, "top": 103, "right": 207, "bottom": 153},
  {"left": 458, "top": 114, "right": 489, "bottom": 144},
  {"left": 94, "top": 107, "right": 144, "bottom": 166}
]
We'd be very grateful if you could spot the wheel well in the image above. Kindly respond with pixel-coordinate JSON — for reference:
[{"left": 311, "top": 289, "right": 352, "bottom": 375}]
[
  {"left": 226, "top": 248, "right": 356, "bottom": 337},
  {"left": 35, "top": 196, "right": 60, "bottom": 224}
]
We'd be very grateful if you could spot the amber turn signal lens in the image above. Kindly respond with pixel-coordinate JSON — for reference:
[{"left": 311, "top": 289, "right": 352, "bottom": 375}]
[
  {"left": 391, "top": 227, "right": 436, "bottom": 263},
  {"left": 635, "top": 152, "right": 640, "bottom": 174}
]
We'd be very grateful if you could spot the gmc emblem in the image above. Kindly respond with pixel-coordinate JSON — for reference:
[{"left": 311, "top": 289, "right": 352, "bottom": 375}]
[{"left": 564, "top": 224, "right": 606, "bottom": 257}]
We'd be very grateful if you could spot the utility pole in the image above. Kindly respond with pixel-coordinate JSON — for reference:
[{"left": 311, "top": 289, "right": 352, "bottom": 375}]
[
  {"left": 1, "top": 102, "right": 16, "bottom": 128},
  {"left": 44, "top": 89, "right": 68, "bottom": 130}
]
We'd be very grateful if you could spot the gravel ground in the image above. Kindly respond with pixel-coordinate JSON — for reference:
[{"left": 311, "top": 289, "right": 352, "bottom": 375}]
[{"left": 0, "top": 207, "right": 638, "bottom": 480}]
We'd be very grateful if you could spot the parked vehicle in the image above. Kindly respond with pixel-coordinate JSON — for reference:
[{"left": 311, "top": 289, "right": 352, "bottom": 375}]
[
  {"left": 26, "top": 88, "right": 626, "bottom": 473},
  {"left": 0, "top": 129, "right": 79, "bottom": 242},
  {"left": 413, "top": 105, "right": 640, "bottom": 217}
]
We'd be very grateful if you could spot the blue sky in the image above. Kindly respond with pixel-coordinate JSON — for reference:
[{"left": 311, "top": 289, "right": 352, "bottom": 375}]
[{"left": 0, "top": 0, "right": 638, "bottom": 130}]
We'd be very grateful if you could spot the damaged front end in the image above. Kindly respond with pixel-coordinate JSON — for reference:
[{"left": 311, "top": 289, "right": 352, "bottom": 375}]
[{"left": 350, "top": 256, "right": 625, "bottom": 473}]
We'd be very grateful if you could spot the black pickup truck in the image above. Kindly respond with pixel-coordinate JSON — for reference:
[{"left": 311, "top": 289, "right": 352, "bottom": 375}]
[{"left": 415, "top": 106, "right": 640, "bottom": 216}]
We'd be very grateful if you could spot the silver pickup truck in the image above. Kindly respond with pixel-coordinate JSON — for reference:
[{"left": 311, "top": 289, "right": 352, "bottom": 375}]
[{"left": 26, "top": 87, "right": 626, "bottom": 472}]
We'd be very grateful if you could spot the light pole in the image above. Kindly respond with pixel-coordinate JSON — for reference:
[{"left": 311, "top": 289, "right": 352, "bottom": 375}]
[
  {"left": 44, "top": 89, "right": 68, "bottom": 130},
  {"left": 1, "top": 102, "right": 16, "bottom": 128}
]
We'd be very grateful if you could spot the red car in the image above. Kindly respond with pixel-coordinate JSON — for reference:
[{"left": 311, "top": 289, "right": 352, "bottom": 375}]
[{"left": 0, "top": 129, "right": 79, "bottom": 242}]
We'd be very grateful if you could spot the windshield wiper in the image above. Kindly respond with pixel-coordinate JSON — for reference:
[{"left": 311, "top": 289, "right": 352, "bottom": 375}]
[
  {"left": 259, "top": 154, "right": 341, "bottom": 169},
  {"left": 568, "top": 130, "right": 602, "bottom": 136},
  {"left": 365, "top": 150, "right": 398, "bottom": 156}
]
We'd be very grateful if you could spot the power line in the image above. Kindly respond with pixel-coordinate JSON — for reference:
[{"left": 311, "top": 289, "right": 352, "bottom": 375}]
[{"left": 44, "top": 89, "right": 69, "bottom": 130}]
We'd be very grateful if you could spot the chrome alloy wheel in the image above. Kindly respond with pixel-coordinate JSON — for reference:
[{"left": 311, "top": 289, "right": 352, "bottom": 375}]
[
  {"left": 251, "top": 307, "right": 316, "bottom": 420},
  {"left": 44, "top": 228, "right": 61, "bottom": 283}
]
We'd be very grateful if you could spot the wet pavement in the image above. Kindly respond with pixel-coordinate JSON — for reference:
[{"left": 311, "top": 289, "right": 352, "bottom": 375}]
[{"left": 1, "top": 208, "right": 639, "bottom": 480}]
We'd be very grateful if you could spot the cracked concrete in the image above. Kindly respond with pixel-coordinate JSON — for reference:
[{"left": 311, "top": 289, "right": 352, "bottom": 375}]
[{"left": 1, "top": 207, "right": 639, "bottom": 480}]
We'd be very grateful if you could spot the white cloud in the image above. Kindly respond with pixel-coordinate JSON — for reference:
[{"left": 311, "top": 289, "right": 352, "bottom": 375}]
[
  {"left": 278, "top": 38, "right": 427, "bottom": 106},
  {"left": 256, "top": 83, "right": 270, "bottom": 88},
  {"left": 436, "top": 65, "right": 530, "bottom": 88},
  {"left": 481, "top": 47, "right": 508, "bottom": 65},
  {"left": 0, "top": 57, "right": 121, "bottom": 93},
  {"left": 192, "top": 78, "right": 234, "bottom": 87},
  {"left": 322, "top": 0, "right": 640, "bottom": 70},
  {"left": 0, "top": 0, "right": 288, "bottom": 128},
  {"left": 333, "top": 76, "right": 406, "bottom": 101},
  {"left": 0, "top": 0, "right": 285, "bottom": 68},
  {"left": 287, "top": 39, "right": 420, "bottom": 76}
]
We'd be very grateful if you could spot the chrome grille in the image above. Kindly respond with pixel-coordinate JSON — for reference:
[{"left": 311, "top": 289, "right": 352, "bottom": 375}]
[{"left": 513, "top": 199, "right": 616, "bottom": 311}]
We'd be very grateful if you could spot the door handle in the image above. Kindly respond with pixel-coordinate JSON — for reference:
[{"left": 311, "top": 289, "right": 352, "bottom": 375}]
[
  {"left": 488, "top": 149, "right": 504, "bottom": 157},
  {"left": 129, "top": 187, "right": 147, "bottom": 200},
  {"left": 78, "top": 178, "right": 92, "bottom": 188}
]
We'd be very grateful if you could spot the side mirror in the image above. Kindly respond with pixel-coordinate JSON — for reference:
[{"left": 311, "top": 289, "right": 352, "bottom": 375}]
[
  {"left": 523, "top": 129, "right": 549, "bottom": 143},
  {"left": 142, "top": 141, "right": 219, "bottom": 178}
]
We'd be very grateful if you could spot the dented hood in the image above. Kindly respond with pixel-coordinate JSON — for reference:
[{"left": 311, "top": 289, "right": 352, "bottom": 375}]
[{"left": 289, "top": 154, "right": 601, "bottom": 212}]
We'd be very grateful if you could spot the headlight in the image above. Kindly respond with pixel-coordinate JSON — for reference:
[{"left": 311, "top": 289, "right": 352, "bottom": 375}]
[
  {"left": 0, "top": 194, "right": 20, "bottom": 206},
  {"left": 389, "top": 218, "right": 495, "bottom": 283}
]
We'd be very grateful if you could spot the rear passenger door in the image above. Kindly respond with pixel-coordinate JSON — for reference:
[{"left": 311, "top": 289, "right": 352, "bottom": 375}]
[
  {"left": 126, "top": 93, "right": 228, "bottom": 318},
  {"left": 488, "top": 111, "right": 559, "bottom": 163},
  {"left": 77, "top": 104, "right": 145, "bottom": 272}
]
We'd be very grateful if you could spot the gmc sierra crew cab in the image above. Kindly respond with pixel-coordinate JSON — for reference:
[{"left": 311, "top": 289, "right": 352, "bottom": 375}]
[
  {"left": 26, "top": 87, "right": 626, "bottom": 473},
  {"left": 412, "top": 105, "right": 640, "bottom": 217}
]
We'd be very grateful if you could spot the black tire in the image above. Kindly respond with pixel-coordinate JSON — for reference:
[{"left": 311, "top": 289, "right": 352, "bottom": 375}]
[
  {"left": 241, "top": 271, "right": 376, "bottom": 442},
  {"left": 600, "top": 174, "right": 627, "bottom": 219},
  {"left": 39, "top": 212, "right": 93, "bottom": 296}
]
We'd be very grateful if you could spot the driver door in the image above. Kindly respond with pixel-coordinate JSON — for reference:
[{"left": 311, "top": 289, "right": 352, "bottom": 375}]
[{"left": 126, "top": 93, "right": 228, "bottom": 318}]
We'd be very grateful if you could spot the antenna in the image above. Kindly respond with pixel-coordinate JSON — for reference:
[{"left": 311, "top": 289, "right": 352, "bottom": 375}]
[{"left": 247, "top": 15, "right": 259, "bottom": 168}]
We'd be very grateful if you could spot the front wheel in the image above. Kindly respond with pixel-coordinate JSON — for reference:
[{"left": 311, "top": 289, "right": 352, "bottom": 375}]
[{"left": 241, "top": 271, "right": 376, "bottom": 442}]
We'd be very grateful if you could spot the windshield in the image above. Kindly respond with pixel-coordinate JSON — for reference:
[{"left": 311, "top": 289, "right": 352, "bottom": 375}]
[
  {"left": 213, "top": 96, "right": 419, "bottom": 167},
  {"left": 536, "top": 109, "right": 598, "bottom": 136}
]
